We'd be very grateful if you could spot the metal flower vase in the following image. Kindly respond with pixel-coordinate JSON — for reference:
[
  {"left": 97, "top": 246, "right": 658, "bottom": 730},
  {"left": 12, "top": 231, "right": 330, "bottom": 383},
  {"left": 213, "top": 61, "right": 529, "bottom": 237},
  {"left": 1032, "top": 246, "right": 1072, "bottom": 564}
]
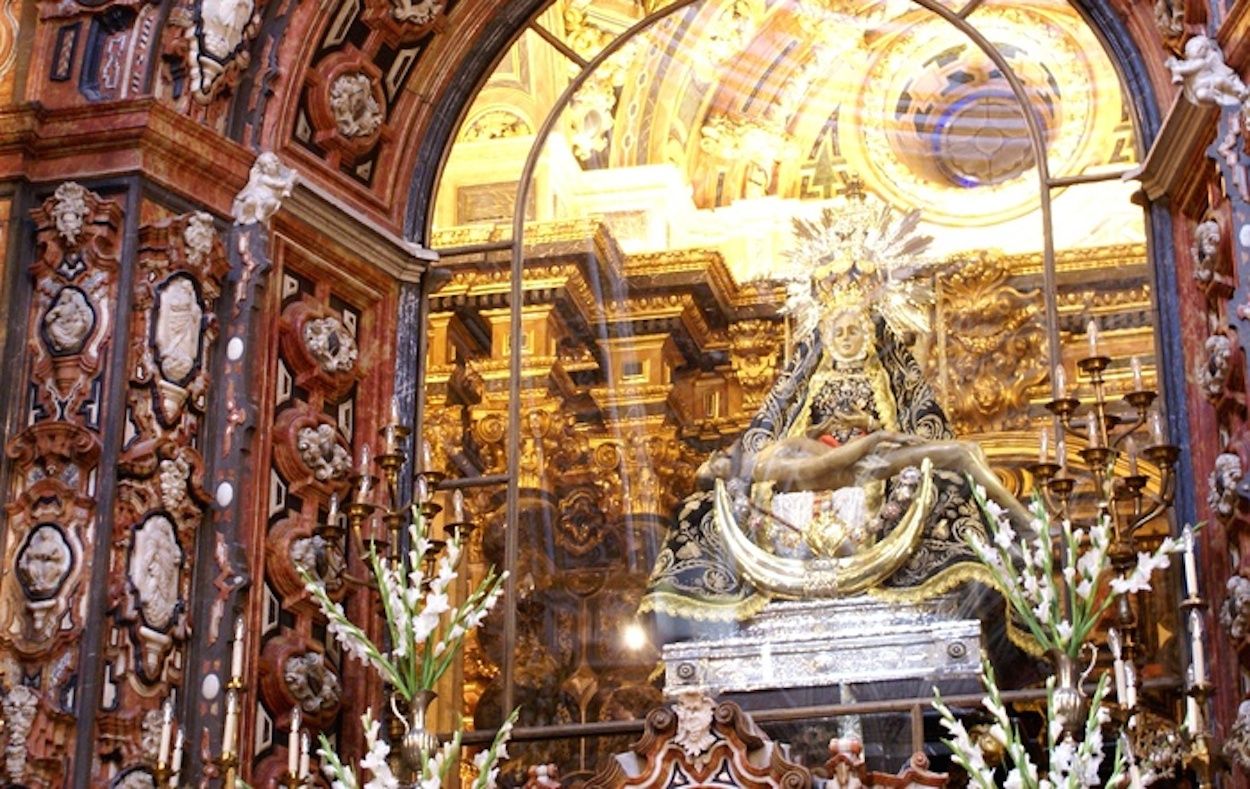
[
  {"left": 400, "top": 689, "right": 440, "bottom": 774},
  {"left": 1048, "top": 649, "right": 1088, "bottom": 740}
]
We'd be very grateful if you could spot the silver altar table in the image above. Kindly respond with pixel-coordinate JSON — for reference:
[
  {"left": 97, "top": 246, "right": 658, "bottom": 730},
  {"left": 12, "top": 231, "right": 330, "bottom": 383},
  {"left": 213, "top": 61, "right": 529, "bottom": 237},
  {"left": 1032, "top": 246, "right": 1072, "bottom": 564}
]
[{"left": 662, "top": 595, "right": 983, "bottom": 696}]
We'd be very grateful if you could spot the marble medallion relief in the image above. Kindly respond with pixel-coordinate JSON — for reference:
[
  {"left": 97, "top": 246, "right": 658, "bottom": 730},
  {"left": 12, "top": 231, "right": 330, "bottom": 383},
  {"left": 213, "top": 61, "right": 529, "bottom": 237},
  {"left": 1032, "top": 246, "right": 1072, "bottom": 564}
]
[
  {"left": 0, "top": 182, "right": 121, "bottom": 786},
  {"left": 91, "top": 209, "right": 228, "bottom": 777}
]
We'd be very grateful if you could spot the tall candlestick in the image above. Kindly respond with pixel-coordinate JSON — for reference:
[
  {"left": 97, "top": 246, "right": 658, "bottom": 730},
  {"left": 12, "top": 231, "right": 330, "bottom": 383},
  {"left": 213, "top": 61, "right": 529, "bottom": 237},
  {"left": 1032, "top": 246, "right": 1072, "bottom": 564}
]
[
  {"left": 1109, "top": 629, "right": 1127, "bottom": 703},
  {"left": 452, "top": 488, "right": 466, "bottom": 523},
  {"left": 1086, "top": 318, "right": 1099, "bottom": 357},
  {"left": 1150, "top": 410, "right": 1166, "bottom": 446},
  {"left": 169, "top": 728, "right": 184, "bottom": 787},
  {"left": 289, "top": 706, "right": 301, "bottom": 776},
  {"left": 158, "top": 698, "right": 174, "bottom": 766},
  {"left": 1054, "top": 364, "right": 1067, "bottom": 399},
  {"left": 1182, "top": 525, "right": 1200, "bottom": 598},
  {"left": 1038, "top": 428, "right": 1049, "bottom": 464},
  {"left": 299, "top": 731, "right": 311, "bottom": 779},
  {"left": 1126, "top": 436, "right": 1139, "bottom": 477},
  {"left": 230, "top": 615, "right": 245, "bottom": 680},
  {"left": 1131, "top": 356, "right": 1144, "bottom": 390},
  {"left": 1190, "top": 609, "right": 1207, "bottom": 685}
]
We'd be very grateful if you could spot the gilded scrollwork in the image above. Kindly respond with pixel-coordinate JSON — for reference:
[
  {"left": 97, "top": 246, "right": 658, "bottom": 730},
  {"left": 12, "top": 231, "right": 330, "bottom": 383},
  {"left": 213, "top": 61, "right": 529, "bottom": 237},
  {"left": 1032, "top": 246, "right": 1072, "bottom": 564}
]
[
  {"left": 729, "top": 320, "right": 786, "bottom": 412},
  {"left": 939, "top": 253, "right": 1046, "bottom": 434}
]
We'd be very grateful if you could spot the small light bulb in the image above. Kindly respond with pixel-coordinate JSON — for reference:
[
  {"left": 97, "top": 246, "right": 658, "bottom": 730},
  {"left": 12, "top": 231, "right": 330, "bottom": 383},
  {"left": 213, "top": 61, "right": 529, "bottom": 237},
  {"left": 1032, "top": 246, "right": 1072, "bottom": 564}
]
[{"left": 622, "top": 622, "right": 647, "bottom": 651}]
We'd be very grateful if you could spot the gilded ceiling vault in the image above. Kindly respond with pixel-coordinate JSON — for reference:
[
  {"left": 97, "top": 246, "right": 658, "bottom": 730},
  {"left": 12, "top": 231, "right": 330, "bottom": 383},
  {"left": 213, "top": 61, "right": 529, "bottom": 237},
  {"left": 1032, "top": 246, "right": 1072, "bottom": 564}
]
[{"left": 0, "top": 0, "right": 1245, "bottom": 786}]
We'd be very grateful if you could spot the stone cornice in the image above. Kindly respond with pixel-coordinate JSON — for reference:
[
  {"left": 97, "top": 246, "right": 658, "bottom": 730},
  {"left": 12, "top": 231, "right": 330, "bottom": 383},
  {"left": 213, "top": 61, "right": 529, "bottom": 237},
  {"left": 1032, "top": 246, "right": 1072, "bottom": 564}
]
[
  {"left": 1131, "top": 91, "right": 1218, "bottom": 202},
  {"left": 0, "top": 100, "right": 255, "bottom": 216}
]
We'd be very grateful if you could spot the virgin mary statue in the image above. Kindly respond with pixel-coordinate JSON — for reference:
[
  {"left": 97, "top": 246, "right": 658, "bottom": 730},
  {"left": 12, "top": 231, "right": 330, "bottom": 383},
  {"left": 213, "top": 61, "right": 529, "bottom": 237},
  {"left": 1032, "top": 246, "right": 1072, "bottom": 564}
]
[{"left": 641, "top": 196, "right": 1030, "bottom": 634}]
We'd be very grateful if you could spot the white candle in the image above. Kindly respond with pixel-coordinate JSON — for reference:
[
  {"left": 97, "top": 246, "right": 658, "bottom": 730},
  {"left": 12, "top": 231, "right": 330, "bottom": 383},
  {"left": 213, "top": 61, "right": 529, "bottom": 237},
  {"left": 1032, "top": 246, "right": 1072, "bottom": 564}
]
[
  {"left": 1190, "top": 609, "right": 1207, "bottom": 685},
  {"left": 289, "top": 707, "right": 301, "bottom": 775},
  {"left": 1054, "top": 364, "right": 1067, "bottom": 399},
  {"left": 422, "top": 439, "right": 434, "bottom": 473},
  {"left": 299, "top": 731, "right": 311, "bottom": 779},
  {"left": 169, "top": 727, "right": 184, "bottom": 787},
  {"left": 1108, "top": 629, "right": 1127, "bottom": 703},
  {"left": 1182, "top": 525, "right": 1199, "bottom": 598},
  {"left": 1125, "top": 661, "right": 1138, "bottom": 709},
  {"left": 1057, "top": 436, "right": 1067, "bottom": 472},
  {"left": 390, "top": 396, "right": 402, "bottom": 426},
  {"left": 327, "top": 493, "right": 339, "bottom": 529},
  {"left": 230, "top": 616, "right": 245, "bottom": 680},
  {"left": 356, "top": 445, "right": 372, "bottom": 502},
  {"left": 1128, "top": 762, "right": 1144, "bottom": 789},
  {"left": 223, "top": 690, "right": 239, "bottom": 756},
  {"left": 1038, "top": 429, "right": 1049, "bottom": 464},
  {"left": 1087, "top": 318, "right": 1099, "bottom": 357},
  {"left": 1086, "top": 418, "right": 1099, "bottom": 448},
  {"left": 452, "top": 488, "right": 466, "bottom": 523},
  {"left": 1131, "top": 356, "right": 1144, "bottom": 390},
  {"left": 1126, "top": 436, "right": 1139, "bottom": 476},
  {"left": 1150, "top": 410, "right": 1166, "bottom": 446},
  {"left": 158, "top": 698, "right": 174, "bottom": 766}
]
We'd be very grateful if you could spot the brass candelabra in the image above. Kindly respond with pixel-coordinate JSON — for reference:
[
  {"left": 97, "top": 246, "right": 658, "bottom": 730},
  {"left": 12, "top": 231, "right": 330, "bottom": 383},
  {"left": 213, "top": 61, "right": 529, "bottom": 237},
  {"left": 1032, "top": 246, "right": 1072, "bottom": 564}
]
[{"left": 1027, "top": 322, "right": 1212, "bottom": 786}]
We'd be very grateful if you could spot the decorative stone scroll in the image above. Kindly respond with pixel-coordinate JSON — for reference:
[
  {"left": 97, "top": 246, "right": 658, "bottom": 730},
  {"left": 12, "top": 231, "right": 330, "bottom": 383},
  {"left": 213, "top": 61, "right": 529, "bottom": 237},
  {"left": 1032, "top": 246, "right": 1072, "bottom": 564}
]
[{"left": 0, "top": 183, "right": 122, "bottom": 786}]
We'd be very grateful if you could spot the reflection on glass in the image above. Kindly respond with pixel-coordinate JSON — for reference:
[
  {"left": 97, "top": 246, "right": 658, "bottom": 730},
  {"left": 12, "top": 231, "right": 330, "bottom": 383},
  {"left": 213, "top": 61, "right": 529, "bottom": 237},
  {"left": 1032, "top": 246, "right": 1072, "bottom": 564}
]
[{"left": 426, "top": 0, "right": 1160, "bottom": 770}]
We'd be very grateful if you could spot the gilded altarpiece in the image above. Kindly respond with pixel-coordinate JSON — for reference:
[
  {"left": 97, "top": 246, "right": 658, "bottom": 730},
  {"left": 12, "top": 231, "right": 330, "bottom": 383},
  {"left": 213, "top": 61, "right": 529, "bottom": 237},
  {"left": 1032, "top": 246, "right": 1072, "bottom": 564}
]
[
  {"left": 241, "top": 232, "right": 396, "bottom": 783},
  {"left": 0, "top": 183, "right": 122, "bottom": 787},
  {"left": 425, "top": 221, "right": 1163, "bottom": 777},
  {"left": 92, "top": 211, "right": 229, "bottom": 783}
]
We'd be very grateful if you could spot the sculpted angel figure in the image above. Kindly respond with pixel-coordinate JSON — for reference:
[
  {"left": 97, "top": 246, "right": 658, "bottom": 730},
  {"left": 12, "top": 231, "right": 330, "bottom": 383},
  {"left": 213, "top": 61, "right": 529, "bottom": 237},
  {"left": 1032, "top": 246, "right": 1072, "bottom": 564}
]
[
  {"left": 642, "top": 194, "right": 1029, "bottom": 634},
  {"left": 232, "top": 152, "right": 297, "bottom": 226},
  {"left": 1165, "top": 35, "right": 1248, "bottom": 107}
]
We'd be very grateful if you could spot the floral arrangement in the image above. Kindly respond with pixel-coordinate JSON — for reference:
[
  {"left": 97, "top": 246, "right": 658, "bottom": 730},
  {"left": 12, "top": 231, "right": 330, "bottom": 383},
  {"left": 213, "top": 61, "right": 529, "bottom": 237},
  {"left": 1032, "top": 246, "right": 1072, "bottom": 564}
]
[
  {"left": 933, "top": 484, "right": 1182, "bottom": 787},
  {"left": 301, "top": 506, "right": 512, "bottom": 789},
  {"left": 935, "top": 658, "right": 1123, "bottom": 788}
]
